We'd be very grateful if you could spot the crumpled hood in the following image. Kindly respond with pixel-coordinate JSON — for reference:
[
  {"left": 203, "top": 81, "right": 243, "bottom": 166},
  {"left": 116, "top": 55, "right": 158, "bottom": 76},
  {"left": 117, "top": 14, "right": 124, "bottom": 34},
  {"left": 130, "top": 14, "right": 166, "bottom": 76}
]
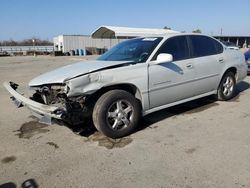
[{"left": 29, "top": 60, "right": 131, "bottom": 86}]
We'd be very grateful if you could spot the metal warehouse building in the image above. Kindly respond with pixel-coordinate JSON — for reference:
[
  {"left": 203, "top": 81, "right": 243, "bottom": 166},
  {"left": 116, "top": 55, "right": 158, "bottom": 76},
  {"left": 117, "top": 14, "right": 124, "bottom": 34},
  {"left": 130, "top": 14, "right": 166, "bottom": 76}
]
[
  {"left": 53, "top": 35, "right": 124, "bottom": 54},
  {"left": 214, "top": 35, "right": 250, "bottom": 48},
  {"left": 53, "top": 26, "right": 178, "bottom": 54}
]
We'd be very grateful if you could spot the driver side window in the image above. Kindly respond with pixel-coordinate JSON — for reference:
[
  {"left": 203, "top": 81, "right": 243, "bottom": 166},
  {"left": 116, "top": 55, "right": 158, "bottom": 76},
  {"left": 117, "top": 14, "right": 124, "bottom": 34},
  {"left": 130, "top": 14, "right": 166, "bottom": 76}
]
[{"left": 153, "top": 36, "right": 190, "bottom": 61}]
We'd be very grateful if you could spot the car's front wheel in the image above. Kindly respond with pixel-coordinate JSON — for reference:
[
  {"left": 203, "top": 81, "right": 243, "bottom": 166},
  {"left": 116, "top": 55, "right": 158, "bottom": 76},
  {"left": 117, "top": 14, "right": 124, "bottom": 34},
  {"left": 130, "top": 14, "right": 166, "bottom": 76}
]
[
  {"left": 217, "top": 72, "right": 236, "bottom": 101},
  {"left": 93, "top": 90, "right": 141, "bottom": 138}
]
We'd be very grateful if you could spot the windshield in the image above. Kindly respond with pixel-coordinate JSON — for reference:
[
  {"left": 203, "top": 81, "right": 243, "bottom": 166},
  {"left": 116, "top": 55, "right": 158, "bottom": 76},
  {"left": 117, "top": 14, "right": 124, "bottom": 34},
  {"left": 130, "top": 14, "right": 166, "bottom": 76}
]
[{"left": 98, "top": 37, "right": 162, "bottom": 63}]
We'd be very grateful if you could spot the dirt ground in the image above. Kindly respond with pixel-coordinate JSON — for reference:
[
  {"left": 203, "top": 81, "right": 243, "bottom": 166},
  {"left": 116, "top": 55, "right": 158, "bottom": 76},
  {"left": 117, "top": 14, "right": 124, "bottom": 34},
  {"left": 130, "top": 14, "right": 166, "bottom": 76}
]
[{"left": 0, "top": 56, "right": 250, "bottom": 188}]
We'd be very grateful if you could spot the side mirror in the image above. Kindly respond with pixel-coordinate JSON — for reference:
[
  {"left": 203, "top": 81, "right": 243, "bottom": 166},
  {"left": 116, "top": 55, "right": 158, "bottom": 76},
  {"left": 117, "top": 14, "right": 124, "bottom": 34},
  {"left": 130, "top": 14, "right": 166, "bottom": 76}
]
[{"left": 154, "top": 53, "right": 173, "bottom": 64}]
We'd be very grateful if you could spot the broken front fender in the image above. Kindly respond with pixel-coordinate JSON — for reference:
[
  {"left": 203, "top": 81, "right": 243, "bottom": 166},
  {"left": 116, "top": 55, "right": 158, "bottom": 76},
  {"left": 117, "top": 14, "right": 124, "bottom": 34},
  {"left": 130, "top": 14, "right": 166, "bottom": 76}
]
[{"left": 3, "top": 81, "right": 65, "bottom": 121}]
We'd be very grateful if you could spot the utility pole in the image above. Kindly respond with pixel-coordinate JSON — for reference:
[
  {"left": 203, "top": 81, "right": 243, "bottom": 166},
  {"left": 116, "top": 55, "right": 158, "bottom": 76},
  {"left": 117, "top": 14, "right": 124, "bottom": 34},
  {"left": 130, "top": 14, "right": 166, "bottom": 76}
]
[{"left": 32, "top": 39, "right": 36, "bottom": 56}]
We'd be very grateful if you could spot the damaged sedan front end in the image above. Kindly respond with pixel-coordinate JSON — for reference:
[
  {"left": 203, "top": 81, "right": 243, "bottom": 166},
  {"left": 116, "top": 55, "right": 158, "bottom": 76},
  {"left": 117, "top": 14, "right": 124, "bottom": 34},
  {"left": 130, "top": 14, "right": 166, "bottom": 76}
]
[
  {"left": 4, "top": 59, "right": 139, "bottom": 126},
  {"left": 4, "top": 80, "right": 90, "bottom": 125},
  {"left": 29, "top": 82, "right": 90, "bottom": 125},
  {"left": 3, "top": 81, "right": 66, "bottom": 124}
]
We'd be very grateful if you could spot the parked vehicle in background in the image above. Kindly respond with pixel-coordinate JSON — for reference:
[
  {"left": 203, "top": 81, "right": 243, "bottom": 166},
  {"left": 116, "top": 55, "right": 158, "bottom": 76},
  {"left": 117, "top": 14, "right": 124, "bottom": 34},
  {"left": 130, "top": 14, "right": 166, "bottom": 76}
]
[
  {"left": 0, "top": 51, "right": 10, "bottom": 57},
  {"left": 221, "top": 41, "right": 240, "bottom": 50},
  {"left": 4, "top": 33, "right": 248, "bottom": 138},
  {"left": 244, "top": 49, "right": 250, "bottom": 73}
]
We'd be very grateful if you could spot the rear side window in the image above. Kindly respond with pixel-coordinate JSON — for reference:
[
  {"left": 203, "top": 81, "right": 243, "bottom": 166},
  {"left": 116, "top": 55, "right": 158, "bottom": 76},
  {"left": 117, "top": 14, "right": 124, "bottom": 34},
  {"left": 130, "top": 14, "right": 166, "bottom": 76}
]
[
  {"left": 153, "top": 36, "right": 190, "bottom": 61},
  {"left": 189, "top": 35, "right": 222, "bottom": 57},
  {"left": 213, "top": 39, "right": 223, "bottom": 54}
]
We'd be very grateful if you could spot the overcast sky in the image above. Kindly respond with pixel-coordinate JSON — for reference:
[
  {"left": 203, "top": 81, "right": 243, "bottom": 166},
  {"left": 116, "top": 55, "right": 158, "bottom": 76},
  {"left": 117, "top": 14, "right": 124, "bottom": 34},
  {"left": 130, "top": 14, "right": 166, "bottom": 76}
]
[{"left": 1, "top": 0, "right": 250, "bottom": 41}]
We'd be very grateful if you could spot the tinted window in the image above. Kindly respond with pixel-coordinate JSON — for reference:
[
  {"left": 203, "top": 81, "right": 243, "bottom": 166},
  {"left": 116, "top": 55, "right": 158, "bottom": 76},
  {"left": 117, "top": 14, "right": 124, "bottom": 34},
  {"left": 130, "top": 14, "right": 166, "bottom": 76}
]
[
  {"left": 213, "top": 40, "right": 223, "bottom": 54},
  {"left": 153, "top": 36, "right": 190, "bottom": 61},
  {"left": 189, "top": 35, "right": 222, "bottom": 57}
]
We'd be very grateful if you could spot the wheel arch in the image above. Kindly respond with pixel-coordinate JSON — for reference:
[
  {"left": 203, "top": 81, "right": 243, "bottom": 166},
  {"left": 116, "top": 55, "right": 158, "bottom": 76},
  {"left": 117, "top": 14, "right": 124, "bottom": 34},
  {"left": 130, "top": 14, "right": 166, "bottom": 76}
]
[
  {"left": 219, "top": 66, "right": 237, "bottom": 85},
  {"left": 215, "top": 66, "right": 237, "bottom": 91},
  {"left": 224, "top": 67, "right": 237, "bottom": 76},
  {"left": 88, "top": 83, "right": 143, "bottom": 107}
]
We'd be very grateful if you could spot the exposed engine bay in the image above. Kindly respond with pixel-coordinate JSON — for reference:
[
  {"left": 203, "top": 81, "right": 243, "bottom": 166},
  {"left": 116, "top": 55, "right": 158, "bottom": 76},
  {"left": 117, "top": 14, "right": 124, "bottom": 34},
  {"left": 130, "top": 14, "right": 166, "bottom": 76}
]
[{"left": 31, "top": 84, "right": 92, "bottom": 125}]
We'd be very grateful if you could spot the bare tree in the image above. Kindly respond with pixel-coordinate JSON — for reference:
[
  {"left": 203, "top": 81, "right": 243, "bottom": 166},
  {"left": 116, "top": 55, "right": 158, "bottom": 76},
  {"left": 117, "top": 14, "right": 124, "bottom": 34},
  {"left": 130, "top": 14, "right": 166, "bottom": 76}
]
[
  {"left": 163, "top": 26, "right": 172, "bottom": 30},
  {"left": 0, "top": 38, "right": 53, "bottom": 46},
  {"left": 192, "top": 29, "right": 202, "bottom": 33}
]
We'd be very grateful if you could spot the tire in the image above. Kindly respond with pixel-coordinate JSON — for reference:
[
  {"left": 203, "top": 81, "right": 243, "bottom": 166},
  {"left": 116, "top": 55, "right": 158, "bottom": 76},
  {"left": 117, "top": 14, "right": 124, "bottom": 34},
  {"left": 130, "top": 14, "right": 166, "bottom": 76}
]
[
  {"left": 217, "top": 72, "right": 236, "bottom": 101},
  {"left": 92, "top": 90, "right": 141, "bottom": 138}
]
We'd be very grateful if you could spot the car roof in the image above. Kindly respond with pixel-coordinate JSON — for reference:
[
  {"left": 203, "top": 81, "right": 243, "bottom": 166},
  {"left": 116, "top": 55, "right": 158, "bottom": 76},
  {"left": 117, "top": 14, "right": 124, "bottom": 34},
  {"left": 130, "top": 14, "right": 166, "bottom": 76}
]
[{"left": 137, "top": 33, "right": 214, "bottom": 40}]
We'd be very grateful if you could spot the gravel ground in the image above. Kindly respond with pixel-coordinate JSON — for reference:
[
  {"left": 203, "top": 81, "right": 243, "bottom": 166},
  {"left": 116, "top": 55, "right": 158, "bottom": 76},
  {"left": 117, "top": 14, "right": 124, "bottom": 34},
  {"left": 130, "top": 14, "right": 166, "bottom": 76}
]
[{"left": 0, "top": 56, "right": 250, "bottom": 188}]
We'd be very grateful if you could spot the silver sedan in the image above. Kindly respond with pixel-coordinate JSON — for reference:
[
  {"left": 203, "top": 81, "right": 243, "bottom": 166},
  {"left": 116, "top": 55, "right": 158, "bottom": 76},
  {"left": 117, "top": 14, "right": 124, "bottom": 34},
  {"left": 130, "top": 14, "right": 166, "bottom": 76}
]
[{"left": 4, "top": 33, "right": 248, "bottom": 138}]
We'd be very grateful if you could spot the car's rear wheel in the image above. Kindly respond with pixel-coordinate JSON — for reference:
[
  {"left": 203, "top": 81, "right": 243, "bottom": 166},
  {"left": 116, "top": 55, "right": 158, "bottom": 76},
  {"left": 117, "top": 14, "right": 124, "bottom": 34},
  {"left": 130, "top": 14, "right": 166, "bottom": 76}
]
[
  {"left": 217, "top": 72, "right": 236, "bottom": 101},
  {"left": 93, "top": 90, "right": 141, "bottom": 138}
]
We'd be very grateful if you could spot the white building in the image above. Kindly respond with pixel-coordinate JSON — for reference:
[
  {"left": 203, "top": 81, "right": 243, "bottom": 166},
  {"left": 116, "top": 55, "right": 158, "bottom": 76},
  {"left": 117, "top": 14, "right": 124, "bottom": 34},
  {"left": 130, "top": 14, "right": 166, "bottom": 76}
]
[
  {"left": 53, "top": 26, "right": 179, "bottom": 54},
  {"left": 53, "top": 35, "right": 123, "bottom": 53}
]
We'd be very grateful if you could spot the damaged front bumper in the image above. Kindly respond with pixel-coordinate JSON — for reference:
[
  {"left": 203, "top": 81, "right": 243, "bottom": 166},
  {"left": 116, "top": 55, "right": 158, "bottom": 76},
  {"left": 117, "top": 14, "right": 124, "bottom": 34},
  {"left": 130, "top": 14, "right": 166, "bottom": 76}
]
[{"left": 3, "top": 81, "right": 66, "bottom": 124}]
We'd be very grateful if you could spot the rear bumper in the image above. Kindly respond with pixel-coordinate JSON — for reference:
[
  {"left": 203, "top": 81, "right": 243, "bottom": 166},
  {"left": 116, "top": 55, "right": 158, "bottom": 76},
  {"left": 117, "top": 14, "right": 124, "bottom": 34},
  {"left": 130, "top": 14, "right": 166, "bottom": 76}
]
[{"left": 3, "top": 81, "right": 65, "bottom": 120}]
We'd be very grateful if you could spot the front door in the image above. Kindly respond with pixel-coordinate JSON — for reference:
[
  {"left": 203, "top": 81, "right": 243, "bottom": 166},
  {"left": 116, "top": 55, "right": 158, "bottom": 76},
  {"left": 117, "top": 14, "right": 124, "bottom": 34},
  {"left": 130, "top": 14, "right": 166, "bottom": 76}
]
[{"left": 148, "top": 36, "right": 197, "bottom": 109}]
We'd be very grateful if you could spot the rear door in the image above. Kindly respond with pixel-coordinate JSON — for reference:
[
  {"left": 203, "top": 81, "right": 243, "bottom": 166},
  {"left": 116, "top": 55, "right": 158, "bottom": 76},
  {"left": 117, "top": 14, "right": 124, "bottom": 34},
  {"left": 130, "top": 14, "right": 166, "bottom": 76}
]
[{"left": 188, "top": 35, "right": 224, "bottom": 95}]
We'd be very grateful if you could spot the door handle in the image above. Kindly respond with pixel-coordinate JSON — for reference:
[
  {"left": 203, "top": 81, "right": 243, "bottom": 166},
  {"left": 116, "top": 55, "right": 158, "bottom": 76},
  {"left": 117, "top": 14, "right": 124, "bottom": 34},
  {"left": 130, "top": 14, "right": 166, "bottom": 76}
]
[
  {"left": 219, "top": 58, "right": 224, "bottom": 63},
  {"left": 186, "top": 63, "right": 193, "bottom": 69}
]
